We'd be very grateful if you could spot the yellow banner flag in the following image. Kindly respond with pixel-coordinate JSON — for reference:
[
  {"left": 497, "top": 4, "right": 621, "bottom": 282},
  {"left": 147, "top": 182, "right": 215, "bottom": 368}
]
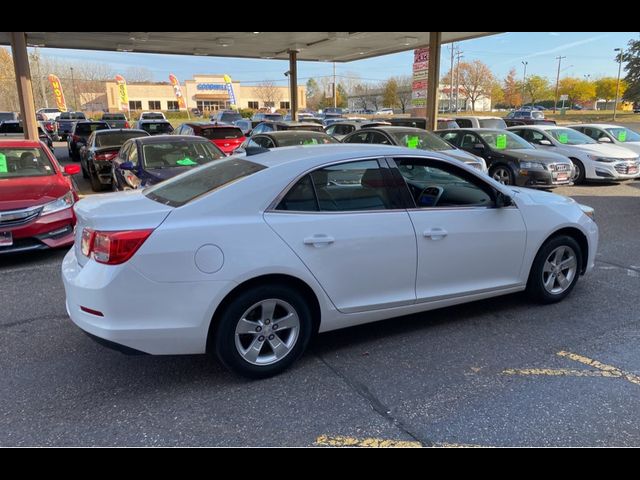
[
  {"left": 115, "top": 75, "right": 129, "bottom": 112},
  {"left": 47, "top": 74, "right": 67, "bottom": 112}
]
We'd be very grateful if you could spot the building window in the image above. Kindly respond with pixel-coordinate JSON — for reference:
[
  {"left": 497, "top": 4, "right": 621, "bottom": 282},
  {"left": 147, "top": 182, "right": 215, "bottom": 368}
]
[
  {"left": 129, "top": 100, "right": 142, "bottom": 110},
  {"left": 167, "top": 101, "right": 179, "bottom": 111},
  {"left": 148, "top": 100, "right": 161, "bottom": 110},
  {"left": 196, "top": 100, "right": 229, "bottom": 111},
  {"left": 248, "top": 101, "right": 259, "bottom": 109},
  {"left": 280, "top": 101, "right": 290, "bottom": 109}
]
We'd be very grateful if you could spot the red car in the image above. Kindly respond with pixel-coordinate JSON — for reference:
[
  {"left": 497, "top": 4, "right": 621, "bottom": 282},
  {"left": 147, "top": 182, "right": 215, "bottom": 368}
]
[
  {"left": 0, "top": 139, "right": 81, "bottom": 254},
  {"left": 174, "top": 122, "right": 246, "bottom": 155}
]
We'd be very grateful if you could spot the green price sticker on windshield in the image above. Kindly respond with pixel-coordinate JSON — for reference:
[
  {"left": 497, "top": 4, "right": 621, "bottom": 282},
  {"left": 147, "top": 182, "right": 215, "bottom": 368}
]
[
  {"left": 0, "top": 153, "right": 7, "bottom": 173},
  {"left": 302, "top": 138, "right": 319, "bottom": 145},
  {"left": 176, "top": 157, "right": 197, "bottom": 166},
  {"left": 495, "top": 134, "right": 507, "bottom": 150},
  {"left": 558, "top": 133, "right": 569, "bottom": 144},
  {"left": 618, "top": 130, "right": 627, "bottom": 142},
  {"left": 406, "top": 136, "right": 419, "bottom": 149}
]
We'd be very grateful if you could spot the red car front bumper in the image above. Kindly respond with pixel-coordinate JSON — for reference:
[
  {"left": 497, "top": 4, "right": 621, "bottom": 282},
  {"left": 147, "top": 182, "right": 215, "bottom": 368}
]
[{"left": 0, "top": 207, "right": 76, "bottom": 254}]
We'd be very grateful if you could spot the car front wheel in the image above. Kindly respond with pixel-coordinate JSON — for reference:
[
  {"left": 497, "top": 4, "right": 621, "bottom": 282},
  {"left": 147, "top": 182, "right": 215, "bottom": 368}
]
[
  {"left": 213, "top": 285, "right": 313, "bottom": 379},
  {"left": 526, "top": 235, "right": 582, "bottom": 304},
  {"left": 490, "top": 165, "right": 515, "bottom": 185},
  {"left": 570, "top": 158, "right": 585, "bottom": 184}
]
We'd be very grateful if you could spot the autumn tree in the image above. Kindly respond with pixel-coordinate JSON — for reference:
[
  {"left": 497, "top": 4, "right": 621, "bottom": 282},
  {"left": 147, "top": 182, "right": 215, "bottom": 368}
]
[
  {"left": 395, "top": 76, "right": 412, "bottom": 113},
  {"left": 457, "top": 60, "right": 495, "bottom": 111},
  {"left": 382, "top": 78, "right": 398, "bottom": 108},
  {"left": 502, "top": 68, "right": 522, "bottom": 108},
  {"left": 558, "top": 77, "right": 596, "bottom": 105},
  {"left": 524, "top": 75, "right": 551, "bottom": 105},
  {"left": 595, "top": 77, "right": 626, "bottom": 104},
  {"left": 0, "top": 48, "right": 19, "bottom": 111},
  {"left": 306, "top": 78, "right": 321, "bottom": 111}
]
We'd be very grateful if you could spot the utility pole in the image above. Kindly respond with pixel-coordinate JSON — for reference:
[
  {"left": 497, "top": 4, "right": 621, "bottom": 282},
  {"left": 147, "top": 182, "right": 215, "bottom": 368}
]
[
  {"left": 70, "top": 67, "right": 79, "bottom": 111},
  {"left": 333, "top": 62, "right": 337, "bottom": 109},
  {"left": 613, "top": 48, "right": 623, "bottom": 120},
  {"left": 448, "top": 43, "right": 454, "bottom": 112},
  {"left": 521, "top": 61, "right": 528, "bottom": 108},
  {"left": 553, "top": 56, "right": 566, "bottom": 113},
  {"left": 454, "top": 48, "right": 463, "bottom": 112}
]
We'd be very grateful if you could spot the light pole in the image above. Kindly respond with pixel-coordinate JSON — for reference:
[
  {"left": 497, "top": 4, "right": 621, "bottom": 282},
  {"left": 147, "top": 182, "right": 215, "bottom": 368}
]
[
  {"left": 521, "top": 61, "right": 528, "bottom": 108},
  {"left": 613, "top": 48, "right": 623, "bottom": 120},
  {"left": 454, "top": 49, "right": 463, "bottom": 112},
  {"left": 553, "top": 56, "right": 566, "bottom": 113}
]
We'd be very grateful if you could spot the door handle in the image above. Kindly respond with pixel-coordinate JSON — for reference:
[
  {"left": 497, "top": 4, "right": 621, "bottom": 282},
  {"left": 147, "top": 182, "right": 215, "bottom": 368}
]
[
  {"left": 423, "top": 228, "right": 448, "bottom": 240},
  {"left": 303, "top": 235, "right": 335, "bottom": 246}
]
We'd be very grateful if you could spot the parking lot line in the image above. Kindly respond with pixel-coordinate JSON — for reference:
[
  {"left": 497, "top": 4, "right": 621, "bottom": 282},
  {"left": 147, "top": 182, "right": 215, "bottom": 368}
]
[
  {"left": 314, "top": 435, "right": 485, "bottom": 448},
  {"left": 503, "top": 351, "right": 640, "bottom": 387}
]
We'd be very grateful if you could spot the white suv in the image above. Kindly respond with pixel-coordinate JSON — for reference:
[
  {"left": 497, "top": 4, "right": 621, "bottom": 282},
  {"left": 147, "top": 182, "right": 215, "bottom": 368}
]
[
  {"left": 508, "top": 125, "right": 640, "bottom": 183},
  {"left": 139, "top": 111, "right": 166, "bottom": 120},
  {"left": 454, "top": 116, "right": 507, "bottom": 129}
]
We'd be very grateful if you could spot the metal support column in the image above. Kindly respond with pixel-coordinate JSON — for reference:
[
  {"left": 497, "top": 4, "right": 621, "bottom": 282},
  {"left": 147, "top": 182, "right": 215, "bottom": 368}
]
[
  {"left": 426, "top": 32, "right": 442, "bottom": 131},
  {"left": 289, "top": 50, "right": 298, "bottom": 121},
  {"left": 10, "top": 32, "right": 38, "bottom": 140}
]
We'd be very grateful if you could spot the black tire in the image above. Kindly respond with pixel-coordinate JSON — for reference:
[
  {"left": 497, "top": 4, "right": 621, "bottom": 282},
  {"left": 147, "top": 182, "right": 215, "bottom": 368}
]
[
  {"left": 489, "top": 164, "right": 515, "bottom": 185},
  {"left": 570, "top": 158, "right": 585, "bottom": 184},
  {"left": 213, "top": 284, "right": 313, "bottom": 379},
  {"left": 89, "top": 167, "right": 105, "bottom": 192},
  {"left": 526, "top": 235, "right": 582, "bottom": 304}
]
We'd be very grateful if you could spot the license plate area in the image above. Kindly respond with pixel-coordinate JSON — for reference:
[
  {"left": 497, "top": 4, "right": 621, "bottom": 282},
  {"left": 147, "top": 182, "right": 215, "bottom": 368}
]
[{"left": 0, "top": 231, "right": 13, "bottom": 247}]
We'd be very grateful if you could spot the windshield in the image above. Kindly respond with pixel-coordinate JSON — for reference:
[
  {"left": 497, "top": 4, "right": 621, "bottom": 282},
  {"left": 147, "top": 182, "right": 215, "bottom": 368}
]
[
  {"left": 220, "top": 112, "right": 243, "bottom": 123},
  {"left": 548, "top": 128, "right": 596, "bottom": 145},
  {"left": 145, "top": 157, "right": 266, "bottom": 207},
  {"left": 276, "top": 133, "right": 338, "bottom": 146},
  {"left": 200, "top": 127, "right": 244, "bottom": 140},
  {"left": 605, "top": 127, "right": 640, "bottom": 142},
  {"left": 102, "top": 114, "right": 126, "bottom": 120},
  {"left": 478, "top": 130, "right": 532, "bottom": 150},
  {"left": 142, "top": 113, "right": 164, "bottom": 119},
  {"left": 388, "top": 129, "right": 453, "bottom": 151},
  {"left": 140, "top": 122, "right": 174, "bottom": 134},
  {"left": 95, "top": 131, "right": 147, "bottom": 148},
  {"left": 75, "top": 123, "right": 109, "bottom": 135},
  {"left": 141, "top": 141, "right": 224, "bottom": 169},
  {"left": 0, "top": 112, "right": 17, "bottom": 121},
  {"left": 478, "top": 118, "right": 507, "bottom": 129},
  {"left": 0, "top": 147, "right": 54, "bottom": 178}
]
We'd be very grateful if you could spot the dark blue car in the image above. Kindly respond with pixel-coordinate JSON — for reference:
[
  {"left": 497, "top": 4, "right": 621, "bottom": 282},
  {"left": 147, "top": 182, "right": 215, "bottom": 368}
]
[{"left": 111, "top": 135, "right": 225, "bottom": 191}]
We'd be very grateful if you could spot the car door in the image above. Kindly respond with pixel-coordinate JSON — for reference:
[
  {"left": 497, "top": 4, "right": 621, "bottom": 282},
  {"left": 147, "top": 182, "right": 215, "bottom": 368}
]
[
  {"left": 389, "top": 156, "right": 527, "bottom": 301},
  {"left": 264, "top": 158, "right": 417, "bottom": 313}
]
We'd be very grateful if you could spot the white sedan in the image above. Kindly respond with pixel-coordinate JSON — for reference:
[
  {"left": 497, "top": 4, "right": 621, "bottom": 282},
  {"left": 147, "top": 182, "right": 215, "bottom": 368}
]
[
  {"left": 507, "top": 125, "right": 640, "bottom": 183},
  {"left": 568, "top": 124, "right": 640, "bottom": 156},
  {"left": 62, "top": 145, "right": 598, "bottom": 378}
]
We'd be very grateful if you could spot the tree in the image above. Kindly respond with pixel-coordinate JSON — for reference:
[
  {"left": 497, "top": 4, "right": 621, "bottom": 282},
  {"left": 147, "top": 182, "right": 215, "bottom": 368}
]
[
  {"left": 0, "top": 48, "right": 19, "bottom": 112},
  {"left": 254, "top": 81, "right": 281, "bottom": 109},
  {"left": 306, "top": 78, "right": 320, "bottom": 110},
  {"left": 395, "top": 76, "right": 412, "bottom": 113},
  {"left": 490, "top": 80, "right": 504, "bottom": 107},
  {"left": 125, "top": 66, "right": 153, "bottom": 83},
  {"left": 502, "top": 68, "right": 522, "bottom": 108},
  {"left": 457, "top": 60, "right": 495, "bottom": 111},
  {"left": 524, "top": 75, "right": 551, "bottom": 105},
  {"left": 595, "top": 77, "right": 624, "bottom": 103},
  {"left": 382, "top": 78, "right": 398, "bottom": 108},
  {"left": 621, "top": 38, "right": 640, "bottom": 102},
  {"left": 559, "top": 77, "right": 595, "bottom": 105}
]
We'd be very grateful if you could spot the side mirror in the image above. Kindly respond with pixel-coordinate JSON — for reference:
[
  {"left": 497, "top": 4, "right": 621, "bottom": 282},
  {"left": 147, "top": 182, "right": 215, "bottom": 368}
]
[
  {"left": 598, "top": 136, "right": 612, "bottom": 143},
  {"left": 119, "top": 161, "right": 135, "bottom": 170},
  {"left": 495, "top": 191, "right": 513, "bottom": 208},
  {"left": 473, "top": 143, "right": 485, "bottom": 150},
  {"left": 539, "top": 139, "right": 553, "bottom": 146},
  {"left": 63, "top": 164, "right": 81, "bottom": 176}
]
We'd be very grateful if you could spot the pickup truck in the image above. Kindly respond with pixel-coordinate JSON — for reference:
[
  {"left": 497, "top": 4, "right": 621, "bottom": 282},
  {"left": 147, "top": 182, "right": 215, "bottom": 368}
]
[
  {"left": 0, "top": 121, "right": 54, "bottom": 149},
  {"left": 101, "top": 112, "right": 130, "bottom": 129},
  {"left": 56, "top": 112, "right": 87, "bottom": 141}
]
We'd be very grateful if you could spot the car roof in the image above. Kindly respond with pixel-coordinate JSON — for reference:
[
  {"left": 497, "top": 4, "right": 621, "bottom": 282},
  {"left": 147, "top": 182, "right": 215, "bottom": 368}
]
[
  {"left": 454, "top": 116, "right": 502, "bottom": 119},
  {"left": 0, "top": 139, "right": 43, "bottom": 148},
  {"left": 257, "top": 130, "right": 332, "bottom": 138},
  {"left": 186, "top": 122, "right": 242, "bottom": 129},
  {"left": 95, "top": 128, "right": 148, "bottom": 135},
  {"left": 137, "top": 119, "right": 171, "bottom": 124},
  {"left": 134, "top": 134, "right": 210, "bottom": 145},
  {"left": 568, "top": 123, "right": 620, "bottom": 129},
  {"left": 362, "top": 125, "right": 424, "bottom": 133},
  {"left": 507, "top": 125, "right": 563, "bottom": 130}
]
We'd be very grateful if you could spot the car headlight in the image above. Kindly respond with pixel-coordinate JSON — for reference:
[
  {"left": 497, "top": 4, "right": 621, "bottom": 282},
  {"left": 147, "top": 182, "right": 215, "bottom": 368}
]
[
  {"left": 578, "top": 203, "right": 595, "bottom": 221},
  {"left": 40, "top": 191, "right": 75, "bottom": 215},
  {"left": 587, "top": 154, "right": 616, "bottom": 163},
  {"left": 520, "top": 161, "right": 546, "bottom": 170}
]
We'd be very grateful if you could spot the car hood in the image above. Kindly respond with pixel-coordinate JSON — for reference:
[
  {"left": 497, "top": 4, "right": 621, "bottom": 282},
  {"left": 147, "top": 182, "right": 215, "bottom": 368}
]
[
  {"left": 614, "top": 141, "right": 640, "bottom": 154},
  {"left": 0, "top": 175, "right": 69, "bottom": 210},
  {"left": 501, "top": 148, "right": 570, "bottom": 163},
  {"left": 558, "top": 142, "right": 639, "bottom": 159},
  {"left": 508, "top": 186, "right": 576, "bottom": 206}
]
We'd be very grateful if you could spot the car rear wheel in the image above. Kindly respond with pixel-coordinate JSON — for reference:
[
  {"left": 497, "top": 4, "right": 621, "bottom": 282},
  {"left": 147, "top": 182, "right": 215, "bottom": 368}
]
[
  {"left": 490, "top": 165, "right": 514, "bottom": 185},
  {"left": 213, "top": 285, "right": 313, "bottom": 379},
  {"left": 526, "top": 235, "right": 582, "bottom": 304},
  {"left": 570, "top": 158, "right": 585, "bottom": 184}
]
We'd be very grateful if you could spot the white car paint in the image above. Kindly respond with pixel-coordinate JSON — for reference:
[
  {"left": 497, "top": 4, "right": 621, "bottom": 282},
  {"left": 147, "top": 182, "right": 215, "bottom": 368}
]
[
  {"left": 62, "top": 144, "right": 598, "bottom": 357},
  {"left": 568, "top": 123, "right": 640, "bottom": 156},
  {"left": 507, "top": 125, "right": 640, "bottom": 181}
]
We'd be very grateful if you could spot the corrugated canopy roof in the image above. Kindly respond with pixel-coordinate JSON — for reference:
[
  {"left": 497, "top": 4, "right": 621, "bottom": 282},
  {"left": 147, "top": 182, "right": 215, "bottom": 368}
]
[{"left": 0, "top": 32, "right": 500, "bottom": 62}]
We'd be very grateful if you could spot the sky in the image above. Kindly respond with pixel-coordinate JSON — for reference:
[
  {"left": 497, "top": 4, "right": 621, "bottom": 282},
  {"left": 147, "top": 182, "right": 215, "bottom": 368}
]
[{"left": 17, "top": 32, "right": 640, "bottom": 86}]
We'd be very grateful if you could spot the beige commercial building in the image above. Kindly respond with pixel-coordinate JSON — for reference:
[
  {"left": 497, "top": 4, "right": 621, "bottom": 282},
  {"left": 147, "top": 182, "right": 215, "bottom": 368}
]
[{"left": 101, "top": 74, "right": 305, "bottom": 113}]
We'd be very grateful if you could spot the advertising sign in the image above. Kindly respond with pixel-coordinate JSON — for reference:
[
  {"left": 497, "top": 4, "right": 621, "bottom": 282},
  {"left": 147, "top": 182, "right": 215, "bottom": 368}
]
[
  {"left": 412, "top": 48, "right": 429, "bottom": 111},
  {"left": 47, "top": 74, "right": 67, "bottom": 112},
  {"left": 223, "top": 75, "right": 237, "bottom": 109},
  {"left": 115, "top": 75, "right": 129, "bottom": 112},
  {"left": 169, "top": 74, "right": 187, "bottom": 109}
]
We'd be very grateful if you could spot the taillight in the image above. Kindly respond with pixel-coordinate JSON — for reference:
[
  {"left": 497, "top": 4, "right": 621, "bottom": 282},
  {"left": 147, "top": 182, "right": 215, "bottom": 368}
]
[
  {"left": 124, "top": 121, "right": 130, "bottom": 128},
  {"left": 81, "top": 228, "right": 153, "bottom": 265},
  {"left": 95, "top": 152, "right": 118, "bottom": 161},
  {"left": 72, "top": 135, "right": 81, "bottom": 142}
]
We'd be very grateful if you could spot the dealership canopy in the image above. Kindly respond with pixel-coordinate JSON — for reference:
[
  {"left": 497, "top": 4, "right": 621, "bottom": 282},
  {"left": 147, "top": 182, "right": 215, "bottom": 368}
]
[{"left": 2, "top": 32, "right": 500, "bottom": 139}]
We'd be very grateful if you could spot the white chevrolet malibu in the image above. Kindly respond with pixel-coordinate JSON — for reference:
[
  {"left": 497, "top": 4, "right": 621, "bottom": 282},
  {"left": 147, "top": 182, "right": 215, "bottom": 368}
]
[{"left": 62, "top": 144, "right": 598, "bottom": 378}]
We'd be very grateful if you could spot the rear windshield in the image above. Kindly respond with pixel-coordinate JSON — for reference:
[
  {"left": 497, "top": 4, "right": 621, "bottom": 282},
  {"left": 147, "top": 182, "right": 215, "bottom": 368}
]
[
  {"left": 145, "top": 157, "right": 266, "bottom": 207},
  {"left": 260, "top": 114, "right": 283, "bottom": 121},
  {"left": 478, "top": 118, "right": 507, "bottom": 129},
  {"left": 219, "top": 112, "right": 243, "bottom": 123},
  {"left": 75, "top": 123, "right": 109, "bottom": 135},
  {"left": 141, "top": 140, "right": 224, "bottom": 169},
  {"left": 140, "top": 122, "right": 174, "bottom": 134},
  {"left": 142, "top": 113, "right": 165, "bottom": 119},
  {"left": 102, "top": 113, "right": 127, "bottom": 120},
  {"left": 0, "top": 112, "right": 17, "bottom": 121},
  {"left": 0, "top": 123, "right": 22, "bottom": 133},
  {"left": 0, "top": 147, "right": 54, "bottom": 178},
  {"left": 200, "top": 127, "right": 244, "bottom": 140},
  {"left": 276, "top": 133, "right": 338, "bottom": 146},
  {"left": 59, "top": 113, "right": 86, "bottom": 120},
  {"left": 95, "top": 131, "right": 147, "bottom": 147}
]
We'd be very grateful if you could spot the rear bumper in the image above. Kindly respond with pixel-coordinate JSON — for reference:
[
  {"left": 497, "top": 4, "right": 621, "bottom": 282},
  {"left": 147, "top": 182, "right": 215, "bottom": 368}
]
[{"left": 0, "top": 207, "right": 75, "bottom": 254}]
